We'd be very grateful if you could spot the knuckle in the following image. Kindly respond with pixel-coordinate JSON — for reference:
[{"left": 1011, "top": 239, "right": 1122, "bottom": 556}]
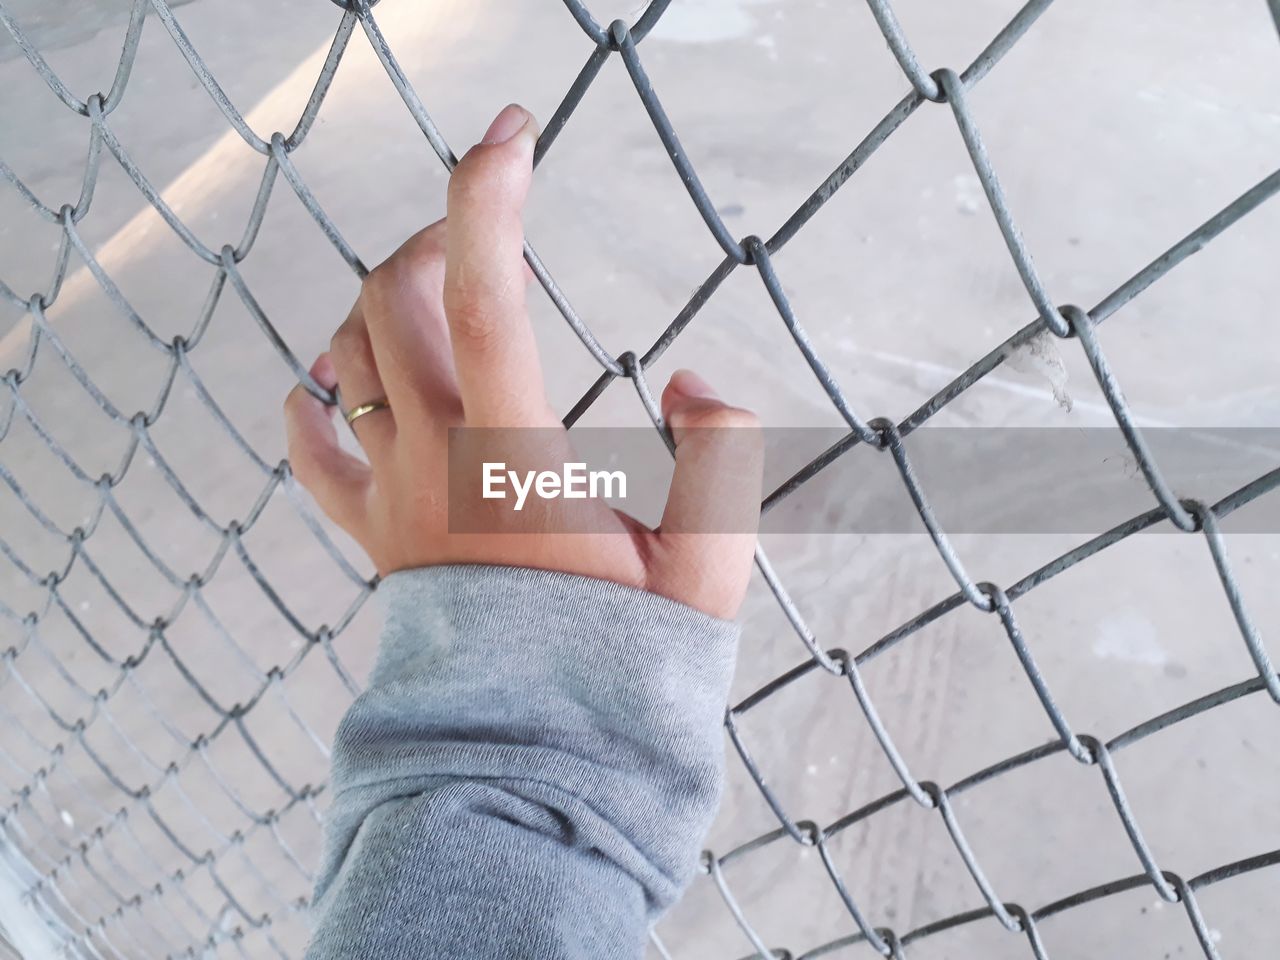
[
  {"left": 443, "top": 286, "right": 499, "bottom": 348},
  {"left": 283, "top": 383, "right": 305, "bottom": 415},
  {"left": 448, "top": 147, "right": 502, "bottom": 206},
  {"left": 358, "top": 260, "right": 396, "bottom": 306},
  {"left": 399, "top": 229, "right": 447, "bottom": 272},
  {"left": 364, "top": 238, "right": 444, "bottom": 307},
  {"left": 681, "top": 403, "right": 760, "bottom": 433},
  {"left": 329, "top": 318, "right": 361, "bottom": 356},
  {"left": 674, "top": 404, "right": 764, "bottom": 465}
]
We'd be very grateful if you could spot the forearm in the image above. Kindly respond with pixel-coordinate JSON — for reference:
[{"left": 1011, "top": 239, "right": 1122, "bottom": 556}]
[{"left": 306, "top": 564, "right": 739, "bottom": 960}]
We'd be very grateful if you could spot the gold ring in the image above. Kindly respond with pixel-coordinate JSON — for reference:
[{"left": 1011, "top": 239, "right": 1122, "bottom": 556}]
[{"left": 344, "top": 399, "right": 391, "bottom": 426}]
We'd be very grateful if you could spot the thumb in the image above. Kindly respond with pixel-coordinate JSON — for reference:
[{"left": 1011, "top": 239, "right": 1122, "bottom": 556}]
[{"left": 652, "top": 369, "right": 763, "bottom": 619}]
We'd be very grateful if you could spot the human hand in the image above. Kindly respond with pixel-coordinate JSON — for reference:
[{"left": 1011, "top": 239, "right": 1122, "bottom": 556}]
[{"left": 283, "top": 104, "right": 762, "bottom": 619}]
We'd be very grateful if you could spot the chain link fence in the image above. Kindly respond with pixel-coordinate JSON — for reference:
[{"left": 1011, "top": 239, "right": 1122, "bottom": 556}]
[{"left": 1, "top": 0, "right": 1278, "bottom": 957}]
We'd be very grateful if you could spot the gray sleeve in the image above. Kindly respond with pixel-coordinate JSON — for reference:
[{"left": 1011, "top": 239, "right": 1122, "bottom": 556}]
[{"left": 305, "top": 564, "right": 740, "bottom": 960}]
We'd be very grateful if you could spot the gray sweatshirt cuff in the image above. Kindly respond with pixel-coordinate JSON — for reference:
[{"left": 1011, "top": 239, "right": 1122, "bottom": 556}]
[{"left": 312, "top": 564, "right": 740, "bottom": 922}]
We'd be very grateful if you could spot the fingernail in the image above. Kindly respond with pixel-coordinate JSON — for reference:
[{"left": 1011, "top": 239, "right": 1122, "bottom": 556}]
[
  {"left": 482, "top": 103, "right": 530, "bottom": 144},
  {"left": 310, "top": 353, "right": 338, "bottom": 390},
  {"left": 669, "top": 368, "right": 718, "bottom": 400}
]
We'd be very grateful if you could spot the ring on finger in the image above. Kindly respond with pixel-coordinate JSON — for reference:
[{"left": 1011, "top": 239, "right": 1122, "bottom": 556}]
[{"left": 344, "top": 398, "right": 391, "bottom": 427}]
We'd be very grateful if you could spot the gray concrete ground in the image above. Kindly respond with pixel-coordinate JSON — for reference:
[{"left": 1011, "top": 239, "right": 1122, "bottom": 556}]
[{"left": 1, "top": 0, "right": 1278, "bottom": 957}]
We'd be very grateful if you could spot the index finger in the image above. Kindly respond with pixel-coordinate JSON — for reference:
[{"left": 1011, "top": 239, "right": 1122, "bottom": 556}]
[{"left": 444, "top": 104, "right": 556, "bottom": 429}]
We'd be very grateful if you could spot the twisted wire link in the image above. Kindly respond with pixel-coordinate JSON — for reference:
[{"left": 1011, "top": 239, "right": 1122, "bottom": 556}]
[{"left": 1, "top": 0, "right": 1277, "bottom": 956}]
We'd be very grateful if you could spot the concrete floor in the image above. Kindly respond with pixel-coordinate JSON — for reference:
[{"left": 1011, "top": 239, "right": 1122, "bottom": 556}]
[{"left": 1, "top": 0, "right": 1278, "bottom": 957}]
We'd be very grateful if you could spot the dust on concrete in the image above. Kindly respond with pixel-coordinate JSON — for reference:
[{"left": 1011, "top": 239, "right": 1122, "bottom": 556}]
[{"left": 0, "top": 0, "right": 196, "bottom": 63}]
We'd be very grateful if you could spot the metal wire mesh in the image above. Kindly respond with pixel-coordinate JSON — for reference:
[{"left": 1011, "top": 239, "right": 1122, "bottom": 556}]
[{"left": 1, "top": 0, "right": 1278, "bottom": 957}]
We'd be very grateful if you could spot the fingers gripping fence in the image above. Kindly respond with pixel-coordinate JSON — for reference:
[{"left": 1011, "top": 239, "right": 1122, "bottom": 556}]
[{"left": 1, "top": 0, "right": 1278, "bottom": 957}]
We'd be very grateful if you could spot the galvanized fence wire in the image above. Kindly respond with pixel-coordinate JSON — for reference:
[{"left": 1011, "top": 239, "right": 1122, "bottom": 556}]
[{"left": 0, "top": 0, "right": 1278, "bottom": 957}]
